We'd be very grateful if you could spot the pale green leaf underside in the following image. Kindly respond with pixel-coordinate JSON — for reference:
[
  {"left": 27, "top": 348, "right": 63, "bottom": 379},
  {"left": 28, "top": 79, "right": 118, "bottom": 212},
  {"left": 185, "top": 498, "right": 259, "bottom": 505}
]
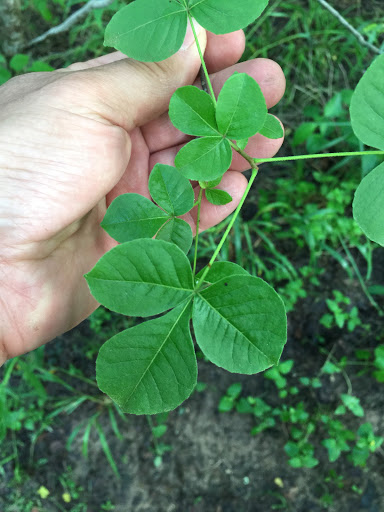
[
  {"left": 104, "top": 0, "right": 187, "bottom": 62},
  {"left": 353, "top": 162, "right": 384, "bottom": 245},
  {"left": 101, "top": 193, "right": 168, "bottom": 243},
  {"left": 193, "top": 275, "right": 287, "bottom": 374},
  {"left": 260, "top": 114, "right": 284, "bottom": 139},
  {"left": 175, "top": 136, "right": 232, "bottom": 181},
  {"left": 96, "top": 302, "right": 197, "bottom": 415},
  {"left": 216, "top": 72, "right": 267, "bottom": 139},
  {"left": 189, "top": 0, "right": 269, "bottom": 35},
  {"left": 85, "top": 239, "right": 193, "bottom": 317},
  {"left": 149, "top": 164, "right": 194, "bottom": 216},
  {"left": 156, "top": 218, "right": 193, "bottom": 254},
  {"left": 205, "top": 188, "right": 232, "bottom": 205},
  {"left": 196, "top": 261, "right": 249, "bottom": 285},
  {"left": 350, "top": 53, "right": 384, "bottom": 151},
  {"left": 169, "top": 86, "right": 218, "bottom": 137}
]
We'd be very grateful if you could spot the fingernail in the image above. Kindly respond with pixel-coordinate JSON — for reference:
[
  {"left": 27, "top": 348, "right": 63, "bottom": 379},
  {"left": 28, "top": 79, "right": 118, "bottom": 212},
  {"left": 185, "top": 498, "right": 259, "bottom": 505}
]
[{"left": 180, "top": 20, "right": 204, "bottom": 50}]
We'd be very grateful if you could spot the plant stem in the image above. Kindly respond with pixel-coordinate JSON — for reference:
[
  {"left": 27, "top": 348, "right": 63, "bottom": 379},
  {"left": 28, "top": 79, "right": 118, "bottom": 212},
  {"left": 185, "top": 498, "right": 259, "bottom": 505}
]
[
  {"left": 188, "top": 13, "right": 217, "bottom": 105},
  {"left": 195, "top": 167, "right": 259, "bottom": 290},
  {"left": 229, "top": 140, "right": 257, "bottom": 168},
  {"left": 192, "top": 188, "right": 204, "bottom": 279},
  {"left": 253, "top": 150, "right": 384, "bottom": 165}
]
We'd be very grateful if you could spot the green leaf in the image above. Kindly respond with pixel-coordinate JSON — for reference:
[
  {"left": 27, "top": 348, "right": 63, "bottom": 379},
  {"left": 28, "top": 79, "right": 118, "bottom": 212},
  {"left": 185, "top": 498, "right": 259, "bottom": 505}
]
[
  {"left": 190, "top": 0, "right": 269, "bottom": 35},
  {"left": 28, "top": 61, "right": 54, "bottom": 72},
  {"left": 9, "top": 53, "right": 29, "bottom": 72},
  {"left": 324, "top": 92, "right": 343, "bottom": 119},
  {"left": 292, "top": 123, "right": 317, "bottom": 146},
  {"left": 236, "top": 138, "right": 249, "bottom": 150},
  {"left": 196, "top": 261, "right": 249, "bottom": 284},
  {"left": 218, "top": 396, "right": 234, "bottom": 412},
  {"left": 353, "top": 162, "right": 384, "bottom": 245},
  {"left": 322, "top": 439, "right": 342, "bottom": 462},
  {"left": 152, "top": 425, "right": 167, "bottom": 438},
  {"left": 0, "top": 67, "right": 11, "bottom": 85},
  {"left": 96, "top": 302, "right": 197, "bottom": 415},
  {"left": 85, "top": 239, "right": 194, "bottom": 317},
  {"left": 156, "top": 218, "right": 193, "bottom": 254},
  {"left": 193, "top": 275, "right": 287, "bottom": 374},
  {"left": 341, "top": 394, "right": 364, "bottom": 418},
  {"left": 104, "top": 0, "right": 188, "bottom": 62},
  {"left": 149, "top": 164, "right": 194, "bottom": 216},
  {"left": 199, "top": 176, "right": 222, "bottom": 189},
  {"left": 175, "top": 136, "right": 232, "bottom": 181},
  {"left": 205, "top": 188, "right": 233, "bottom": 205},
  {"left": 374, "top": 345, "right": 384, "bottom": 370},
  {"left": 169, "top": 86, "right": 218, "bottom": 136},
  {"left": 216, "top": 73, "right": 267, "bottom": 139},
  {"left": 101, "top": 193, "right": 168, "bottom": 243},
  {"left": 350, "top": 54, "right": 384, "bottom": 150},
  {"left": 259, "top": 114, "right": 284, "bottom": 139}
]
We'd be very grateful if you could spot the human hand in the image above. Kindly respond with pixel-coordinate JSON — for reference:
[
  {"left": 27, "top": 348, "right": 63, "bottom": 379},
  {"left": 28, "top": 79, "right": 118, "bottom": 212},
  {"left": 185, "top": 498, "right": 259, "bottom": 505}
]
[{"left": 0, "top": 24, "right": 285, "bottom": 363}]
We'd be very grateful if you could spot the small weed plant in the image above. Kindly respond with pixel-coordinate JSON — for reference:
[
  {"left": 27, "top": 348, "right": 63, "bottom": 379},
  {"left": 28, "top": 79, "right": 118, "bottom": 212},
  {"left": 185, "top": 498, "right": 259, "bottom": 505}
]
[
  {"left": 219, "top": 359, "right": 384, "bottom": 471},
  {"left": 83, "top": 0, "right": 384, "bottom": 415}
]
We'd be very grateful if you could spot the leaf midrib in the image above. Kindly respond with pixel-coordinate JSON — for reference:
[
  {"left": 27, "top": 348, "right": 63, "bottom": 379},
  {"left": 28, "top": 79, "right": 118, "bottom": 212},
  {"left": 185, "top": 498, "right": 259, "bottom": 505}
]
[
  {"left": 122, "top": 300, "right": 192, "bottom": 408},
  {"left": 89, "top": 276, "right": 194, "bottom": 294},
  {"left": 196, "top": 293, "right": 275, "bottom": 364},
  {"left": 111, "top": 8, "right": 186, "bottom": 40}
]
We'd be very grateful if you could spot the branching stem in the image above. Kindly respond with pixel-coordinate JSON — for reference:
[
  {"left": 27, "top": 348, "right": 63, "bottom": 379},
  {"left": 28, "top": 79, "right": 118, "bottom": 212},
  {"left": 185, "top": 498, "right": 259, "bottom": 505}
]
[
  {"left": 195, "top": 167, "right": 259, "bottom": 290},
  {"left": 192, "top": 188, "right": 204, "bottom": 279},
  {"left": 254, "top": 150, "right": 384, "bottom": 165}
]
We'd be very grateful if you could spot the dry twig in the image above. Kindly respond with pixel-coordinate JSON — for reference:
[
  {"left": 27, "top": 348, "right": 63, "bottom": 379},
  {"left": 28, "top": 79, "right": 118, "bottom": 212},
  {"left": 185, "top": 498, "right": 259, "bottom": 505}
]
[
  {"left": 27, "top": 0, "right": 115, "bottom": 48},
  {"left": 316, "top": 0, "right": 383, "bottom": 55}
]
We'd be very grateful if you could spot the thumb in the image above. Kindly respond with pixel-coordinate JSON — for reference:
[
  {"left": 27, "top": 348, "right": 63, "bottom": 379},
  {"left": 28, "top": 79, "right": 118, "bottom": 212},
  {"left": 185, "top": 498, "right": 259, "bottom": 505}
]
[{"left": 74, "top": 22, "right": 207, "bottom": 132}]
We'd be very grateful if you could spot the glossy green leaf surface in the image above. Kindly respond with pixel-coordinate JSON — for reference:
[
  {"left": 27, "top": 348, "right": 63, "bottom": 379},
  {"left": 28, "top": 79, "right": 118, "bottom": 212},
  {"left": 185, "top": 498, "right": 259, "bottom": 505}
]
[
  {"left": 353, "top": 162, "right": 384, "bottom": 245},
  {"left": 101, "top": 193, "right": 168, "bottom": 243},
  {"left": 193, "top": 275, "right": 287, "bottom": 374},
  {"left": 205, "top": 188, "right": 233, "bottom": 205},
  {"left": 85, "top": 239, "right": 194, "bottom": 317},
  {"left": 104, "top": 0, "right": 187, "bottom": 62},
  {"left": 156, "top": 218, "right": 193, "bottom": 254},
  {"left": 149, "top": 164, "right": 194, "bottom": 216},
  {"left": 96, "top": 302, "right": 197, "bottom": 415},
  {"left": 169, "top": 86, "right": 218, "bottom": 137},
  {"left": 260, "top": 114, "right": 284, "bottom": 139},
  {"left": 189, "top": 0, "right": 269, "bottom": 35},
  {"left": 350, "top": 54, "right": 384, "bottom": 151},
  {"left": 175, "top": 136, "right": 232, "bottom": 181},
  {"left": 216, "top": 73, "right": 267, "bottom": 139},
  {"left": 196, "top": 261, "right": 249, "bottom": 285}
]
